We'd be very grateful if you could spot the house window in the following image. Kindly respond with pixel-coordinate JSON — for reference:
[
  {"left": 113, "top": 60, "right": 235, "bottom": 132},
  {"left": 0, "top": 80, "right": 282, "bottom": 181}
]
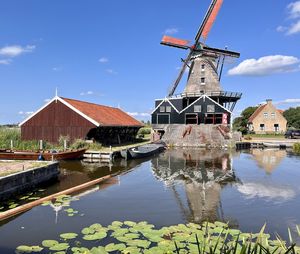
[
  {"left": 201, "top": 64, "right": 205, "bottom": 71},
  {"left": 166, "top": 106, "right": 171, "bottom": 113},
  {"left": 260, "top": 124, "right": 265, "bottom": 131},
  {"left": 194, "top": 105, "right": 202, "bottom": 112},
  {"left": 274, "top": 124, "right": 279, "bottom": 132},
  {"left": 264, "top": 112, "right": 268, "bottom": 118},
  {"left": 201, "top": 77, "right": 205, "bottom": 84},
  {"left": 207, "top": 105, "right": 215, "bottom": 113},
  {"left": 160, "top": 106, "right": 165, "bottom": 112},
  {"left": 271, "top": 113, "right": 275, "bottom": 119}
]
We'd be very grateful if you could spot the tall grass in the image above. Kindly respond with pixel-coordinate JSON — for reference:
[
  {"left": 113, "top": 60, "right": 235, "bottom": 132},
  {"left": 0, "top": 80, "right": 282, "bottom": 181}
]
[{"left": 293, "top": 143, "right": 300, "bottom": 154}]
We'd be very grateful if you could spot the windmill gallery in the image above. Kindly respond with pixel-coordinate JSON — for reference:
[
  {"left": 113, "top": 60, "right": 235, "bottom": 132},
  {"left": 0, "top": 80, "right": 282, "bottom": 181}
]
[{"left": 151, "top": 0, "right": 242, "bottom": 147}]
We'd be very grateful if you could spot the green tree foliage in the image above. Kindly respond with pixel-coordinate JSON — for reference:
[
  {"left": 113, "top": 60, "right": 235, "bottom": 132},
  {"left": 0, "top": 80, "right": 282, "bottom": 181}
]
[
  {"left": 283, "top": 107, "right": 300, "bottom": 129},
  {"left": 233, "top": 106, "right": 258, "bottom": 134}
]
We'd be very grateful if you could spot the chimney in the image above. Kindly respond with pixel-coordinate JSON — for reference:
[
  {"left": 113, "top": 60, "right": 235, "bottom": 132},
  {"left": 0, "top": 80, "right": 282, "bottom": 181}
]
[{"left": 266, "top": 99, "right": 272, "bottom": 104}]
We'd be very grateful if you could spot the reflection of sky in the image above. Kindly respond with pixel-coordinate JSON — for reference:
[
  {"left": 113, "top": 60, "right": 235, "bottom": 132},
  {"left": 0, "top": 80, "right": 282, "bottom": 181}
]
[{"left": 236, "top": 182, "right": 295, "bottom": 201}]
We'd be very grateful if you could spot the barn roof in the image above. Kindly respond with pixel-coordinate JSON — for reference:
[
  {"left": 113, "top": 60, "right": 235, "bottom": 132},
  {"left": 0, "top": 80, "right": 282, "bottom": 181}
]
[
  {"left": 19, "top": 96, "right": 143, "bottom": 127},
  {"left": 248, "top": 104, "right": 267, "bottom": 123}
]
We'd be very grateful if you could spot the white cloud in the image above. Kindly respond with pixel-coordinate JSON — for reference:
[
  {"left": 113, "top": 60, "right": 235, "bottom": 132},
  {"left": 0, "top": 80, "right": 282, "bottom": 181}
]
[
  {"left": 287, "top": 20, "right": 300, "bottom": 35},
  {"left": 228, "top": 55, "right": 300, "bottom": 76},
  {"left": 164, "top": 28, "right": 179, "bottom": 35},
  {"left": 52, "top": 66, "right": 63, "bottom": 72},
  {"left": 278, "top": 1, "right": 300, "bottom": 35},
  {"left": 106, "top": 69, "right": 118, "bottom": 75},
  {"left": 0, "top": 59, "right": 11, "bottom": 65},
  {"left": 0, "top": 45, "right": 35, "bottom": 57},
  {"left": 127, "top": 112, "right": 150, "bottom": 117},
  {"left": 288, "top": 1, "right": 300, "bottom": 19},
  {"left": 274, "top": 98, "right": 300, "bottom": 105},
  {"left": 19, "top": 111, "right": 34, "bottom": 116},
  {"left": 99, "top": 57, "right": 108, "bottom": 63},
  {"left": 80, "top": 91, "right": 94, "bottom": 96},
  {"left": 237, "top": 182, "right": 295, "bottom": 201}
]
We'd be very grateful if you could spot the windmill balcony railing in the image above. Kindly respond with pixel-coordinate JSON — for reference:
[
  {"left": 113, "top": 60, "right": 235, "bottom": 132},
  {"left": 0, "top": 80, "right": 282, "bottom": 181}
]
[{"left": 168, "top": 91, "right": 242, "bottom": 99}]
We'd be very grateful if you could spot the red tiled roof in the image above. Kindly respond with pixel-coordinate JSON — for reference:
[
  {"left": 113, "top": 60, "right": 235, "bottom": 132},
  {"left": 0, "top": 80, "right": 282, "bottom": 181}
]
[
  {"left": 278, "top": 109, "right": 284, "bottom": 115},
  {"left": 248, "top": 104, "right": 267, "bottom": 123},
  {"left": 61, "top": 97, "right": 143, "bottom": 127}
]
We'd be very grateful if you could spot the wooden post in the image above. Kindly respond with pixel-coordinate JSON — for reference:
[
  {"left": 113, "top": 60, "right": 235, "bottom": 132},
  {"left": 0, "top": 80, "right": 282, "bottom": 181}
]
[
  {"left": 64, "top": 140, "right": 67, "bottom": 151},
  {"left": 39, "top": 140, "right": 43, "bottom": 150},
  {"left": 10, "top": 140, "right": 13, "bottom": 150}
]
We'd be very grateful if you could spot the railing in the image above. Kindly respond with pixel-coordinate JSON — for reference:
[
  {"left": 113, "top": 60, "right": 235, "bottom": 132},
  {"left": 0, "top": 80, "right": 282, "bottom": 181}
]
[{"left": 168, "top": 91, "right": 242, "bottom": 99}]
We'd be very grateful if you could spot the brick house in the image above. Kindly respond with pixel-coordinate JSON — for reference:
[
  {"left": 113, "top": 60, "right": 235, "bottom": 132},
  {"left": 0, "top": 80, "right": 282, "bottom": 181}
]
[{"left": 247, "top": 99, "right": 287, "bottom": 134}]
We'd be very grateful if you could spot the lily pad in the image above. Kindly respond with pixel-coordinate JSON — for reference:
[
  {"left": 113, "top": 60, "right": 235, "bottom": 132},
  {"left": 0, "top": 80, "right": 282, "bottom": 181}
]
[
  {"left": 60, "top": 233, "right": 78, "bottom": 240},
  {"left": 82, "top": 232, "right": 107, "bottom": 241},
  {"left": 16, "top": 245, "right": 43, "bottom": 253},
  {"left": 105, "top": 243, "right": 126, "bottom": 252},
  {"left": 90, "top": 246, "right": 109, "bottom": 254},
  {"left": 49, "top": 243, "right": 69, "bottom": 251},
  {"left": 42, "top": 240, "right": 59, "bottom": 247},
  {"left": 9, "top": 203, "right": 18, "bottom": 209}
]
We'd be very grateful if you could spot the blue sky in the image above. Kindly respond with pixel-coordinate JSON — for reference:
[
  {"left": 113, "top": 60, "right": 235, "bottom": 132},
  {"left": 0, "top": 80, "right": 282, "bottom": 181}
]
[{"left": 0, "top": 0, "right": 300, "bottom": 124}]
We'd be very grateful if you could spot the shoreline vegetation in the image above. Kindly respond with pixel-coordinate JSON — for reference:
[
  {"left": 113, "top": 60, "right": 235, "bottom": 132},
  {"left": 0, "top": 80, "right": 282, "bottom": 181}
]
[
  {"left": 16, "top": 220, "right": 300, "bottom": 254},
  {"left": 0, "top": 127, "right": 151, "bottom": 152}
]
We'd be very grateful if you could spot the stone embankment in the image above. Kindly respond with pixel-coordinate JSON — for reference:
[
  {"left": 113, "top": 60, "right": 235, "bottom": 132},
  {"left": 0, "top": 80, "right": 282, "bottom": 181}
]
[{"left": 0, "top": 161, "right": 59, "bottom": 201}]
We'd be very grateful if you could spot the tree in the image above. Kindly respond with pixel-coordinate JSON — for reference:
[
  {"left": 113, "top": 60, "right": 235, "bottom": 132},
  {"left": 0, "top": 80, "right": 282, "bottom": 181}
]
[
  {"left": 233, "top": 106, "right": 258, "bottom": 134},
  {"left": 283, "top": 107, "right": 300, "bottom": 129}
]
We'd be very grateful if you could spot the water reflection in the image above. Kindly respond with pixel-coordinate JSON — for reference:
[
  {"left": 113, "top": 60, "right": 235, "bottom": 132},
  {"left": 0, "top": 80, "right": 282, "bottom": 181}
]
[
  {"left": 250, "top": 149, "right": 287, "bottom": 173},
  {"left": 151, "top": 149, "right": 237, "bottom": 224}
]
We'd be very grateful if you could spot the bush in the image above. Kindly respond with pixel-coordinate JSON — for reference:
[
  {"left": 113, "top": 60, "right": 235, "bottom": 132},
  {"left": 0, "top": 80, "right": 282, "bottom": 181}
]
[
  {"left": 293, "top": 143, "right": 300, "bottom": 154},
  {"left": 70, "top": 139, "right": 89, "bottom": 150},
  {"left": 138, "top": 127, "right": 151, "bottom": 135}
]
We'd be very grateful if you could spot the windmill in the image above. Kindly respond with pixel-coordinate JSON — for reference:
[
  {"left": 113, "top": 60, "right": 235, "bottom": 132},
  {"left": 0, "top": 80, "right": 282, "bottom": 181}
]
[{"left": 161, "top": 0, "right": 240, "bottom": 97}]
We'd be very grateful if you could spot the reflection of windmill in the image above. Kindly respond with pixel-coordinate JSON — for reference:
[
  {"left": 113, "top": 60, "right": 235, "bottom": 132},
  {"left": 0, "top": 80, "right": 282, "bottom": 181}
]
[
  {"left": 151, "top": 149, "right": 237, "bottom": 224},
  {"left": 161, "top": 0, "right": 240, "bottom": 97},
  {"left": 50, "top": 203, "right": 62, "bottom": 224}
]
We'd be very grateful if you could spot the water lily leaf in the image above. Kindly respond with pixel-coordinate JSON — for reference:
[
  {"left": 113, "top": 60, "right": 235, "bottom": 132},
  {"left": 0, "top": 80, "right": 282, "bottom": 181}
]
[
  {"left": 105, "top": 243, "right": 126, "bottom": 252},
  {"left": 19, "top": 196, "right": 30, "bottom": 200},
  {"left": 38, "top": 189, "right": 46, "bottom": 192},
  {"left": 71, "top": 247, "right": 90, "bottom": 253},
  {"left": 16, "top": 245, "right": 43, "bottom": 253},
  {"left": 172, "top": 232, "right": 190, "bottom": 242},
  {"left": 228, "top": 229, "right": 241, "bottom": 236},
  {"left": 124, "top": 221, "right": 136, "bottom": 227},
  {"left": 41, "top": 201, "right": 52, "bottom": 206},
  {"left": 112, "top": 221, "right": 123, "bottom": 227},
  {"left": 111, "top": 228, "right": 129, "bottom": 237},
  {"left": 42, "top": 240, "right": 59, "bottom": 247},
  {"left": 9, "top": 203, "right": 18, "bottom": 209},
  {"left": 82, "top": 232, "right": 107, "bottom": 241},
  {"left": 49, "top": 243, "right": 69, "bottom": 251},
  {"left": 90, "top": 246, "right": 108, "bottom": 254},
  {"left": 122, "top": 246, "right": 141, "bottom": 254},
  {"left": 123, "top": 233, "right": 140, "bottom": 239},
  {"left": 64, "top": 208, "right": 74, "bottom": 213},
  {"left": 81, "top": 227, "right": 95, "bottom": 235},
  {"left": 214, "top": 221, "right": 228, "bottom": 228},
  {"left": 60, "top": 233, "right": 78, "bottom": 240},
  {"left": 143, "top": 246, "right": 166, "bottom": 254},
  {"left": 0, "top": 206, "right": 4, "bottom": 210},
  {"left": 127, "top": 239, "right": 151, "bottom": 248},
  {"left": 28, "top": 197, "right": 40, "bottom": 201},
  {"left": 68, "top": 214, "right": 74, "bottom": 217}
]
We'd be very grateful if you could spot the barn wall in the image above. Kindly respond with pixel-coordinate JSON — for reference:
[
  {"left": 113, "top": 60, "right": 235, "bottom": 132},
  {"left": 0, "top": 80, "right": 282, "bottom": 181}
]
[{"left": 21, "top": 100, "right": 96, "bottom": 143}]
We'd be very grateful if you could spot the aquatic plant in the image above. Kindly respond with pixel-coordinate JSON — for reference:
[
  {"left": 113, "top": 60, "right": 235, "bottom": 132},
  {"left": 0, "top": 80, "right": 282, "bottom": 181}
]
[{"left": 15, "top": 221, "right": 300, "bottom": 254}]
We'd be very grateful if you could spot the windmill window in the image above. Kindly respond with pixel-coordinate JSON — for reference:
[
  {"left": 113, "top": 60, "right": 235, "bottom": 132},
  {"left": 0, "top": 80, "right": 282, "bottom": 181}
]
[
  {"left": 201, "top": 77, "right": 206, "bottom": 84},
  {"left": 207, "top": 105, "right": 215, "bottom": 113},
  {"left": 201, "top": 64, "right": 205, "bottom": 71},
  {"left": 194, "top": 105, "right": 202, "bottom": 112},
  {"left": 264, "top": 112, "right": 268, "bottom": 118},
  {"left": 160, "top": 106, "right": 165, "bottom": 112},
  {"left": 166, "top": 106, "right": 171, "bottom": 113}
]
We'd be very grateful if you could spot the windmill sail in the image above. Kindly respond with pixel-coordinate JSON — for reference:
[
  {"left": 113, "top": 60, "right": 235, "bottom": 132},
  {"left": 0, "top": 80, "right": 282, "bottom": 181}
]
[{"left": 201, "top": 0, "right": 223, "bottom": 40}]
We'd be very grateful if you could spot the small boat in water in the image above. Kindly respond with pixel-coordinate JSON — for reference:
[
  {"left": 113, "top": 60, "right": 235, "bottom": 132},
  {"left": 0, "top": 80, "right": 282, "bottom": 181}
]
[
  {"left": 0, "top": 148, "right": 86, "bottom": 161},
  {"left": 121, "top": 143, "right": 166, "bottom": 160}
]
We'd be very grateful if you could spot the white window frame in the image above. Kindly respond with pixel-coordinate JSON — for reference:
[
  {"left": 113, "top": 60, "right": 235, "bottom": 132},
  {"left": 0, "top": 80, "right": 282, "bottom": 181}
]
[
  {"left": 159, "top": 106, "right": 166, "bottom": 113},
  {"left": 166, "top": 106, "right": 171, "bottom": 113},
  {"left": 263, "top": 112, "right": 268, "bottom": 118},
  {"left": 201, "top": 77, "right": 206, "bottom": 85},
  {"left": 207, "top": 105, "right": 215, "bottom": 113},
  {"left": 194, "top": 105, "right": 202, "bottom": 113}
]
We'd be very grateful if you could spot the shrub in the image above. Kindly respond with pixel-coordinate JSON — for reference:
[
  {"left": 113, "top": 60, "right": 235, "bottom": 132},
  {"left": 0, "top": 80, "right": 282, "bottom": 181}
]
[
  {"left": 138, "top": 127, "right": 151, "bottom": 135},
  {"left": 70, "top": 139, "right": 88, "bottom": 150},
  {"left": 293, "top": 143, "right": 300, "bottom": 154}
]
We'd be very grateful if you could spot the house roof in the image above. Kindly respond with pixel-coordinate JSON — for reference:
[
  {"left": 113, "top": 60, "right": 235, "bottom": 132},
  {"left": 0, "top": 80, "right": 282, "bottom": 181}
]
[
  {"left": 248, "top": 104, "right": 285, "bottom": 123},
  {"left": 19, "top": 96, "right": 143, "bottom": 127},
  {"left": 248, "top": 104, "right": 267, "bottom": 123}
]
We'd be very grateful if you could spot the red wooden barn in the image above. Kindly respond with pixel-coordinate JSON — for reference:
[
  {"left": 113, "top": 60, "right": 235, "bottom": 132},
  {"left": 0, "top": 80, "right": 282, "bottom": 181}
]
[{"left": 19, "top": 96, "right": 143, "bottom": 144}]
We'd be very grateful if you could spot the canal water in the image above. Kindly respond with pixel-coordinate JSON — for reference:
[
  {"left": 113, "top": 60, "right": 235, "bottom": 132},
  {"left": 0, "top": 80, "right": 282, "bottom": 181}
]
[{"left": 0, "top": 148, "right": 300, "bottom": 253}]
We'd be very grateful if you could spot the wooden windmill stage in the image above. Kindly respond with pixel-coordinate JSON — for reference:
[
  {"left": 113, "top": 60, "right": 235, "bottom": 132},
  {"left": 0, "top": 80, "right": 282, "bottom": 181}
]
[{"left": 151, "top": 0, "right": 242, "bottom": 147}]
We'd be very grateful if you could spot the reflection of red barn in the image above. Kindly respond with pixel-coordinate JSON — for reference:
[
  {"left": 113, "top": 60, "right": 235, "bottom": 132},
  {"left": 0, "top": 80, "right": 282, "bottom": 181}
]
[{"left": 19, "top": 96, "right": 143, "bottom": 144}]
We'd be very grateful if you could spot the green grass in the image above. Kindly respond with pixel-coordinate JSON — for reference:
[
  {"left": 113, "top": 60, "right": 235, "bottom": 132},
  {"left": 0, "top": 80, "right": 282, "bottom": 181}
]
[{"left": 244, "top": 134, "right": 285, "bottom": 139}]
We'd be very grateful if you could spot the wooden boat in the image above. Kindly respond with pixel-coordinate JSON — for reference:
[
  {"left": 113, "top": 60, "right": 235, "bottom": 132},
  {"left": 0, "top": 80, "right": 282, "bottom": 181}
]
[
  {"left": 121, "top": 143, "right": 165, "bottom": 160},
  {"left": 0, "top": 149, "right": 86, "bottom": 161}
]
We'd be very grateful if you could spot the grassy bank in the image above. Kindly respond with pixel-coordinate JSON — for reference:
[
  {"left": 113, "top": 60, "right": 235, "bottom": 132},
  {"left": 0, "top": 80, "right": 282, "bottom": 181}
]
[{"left": 243, "top": 134, "right": 285, "bottom": 140}]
